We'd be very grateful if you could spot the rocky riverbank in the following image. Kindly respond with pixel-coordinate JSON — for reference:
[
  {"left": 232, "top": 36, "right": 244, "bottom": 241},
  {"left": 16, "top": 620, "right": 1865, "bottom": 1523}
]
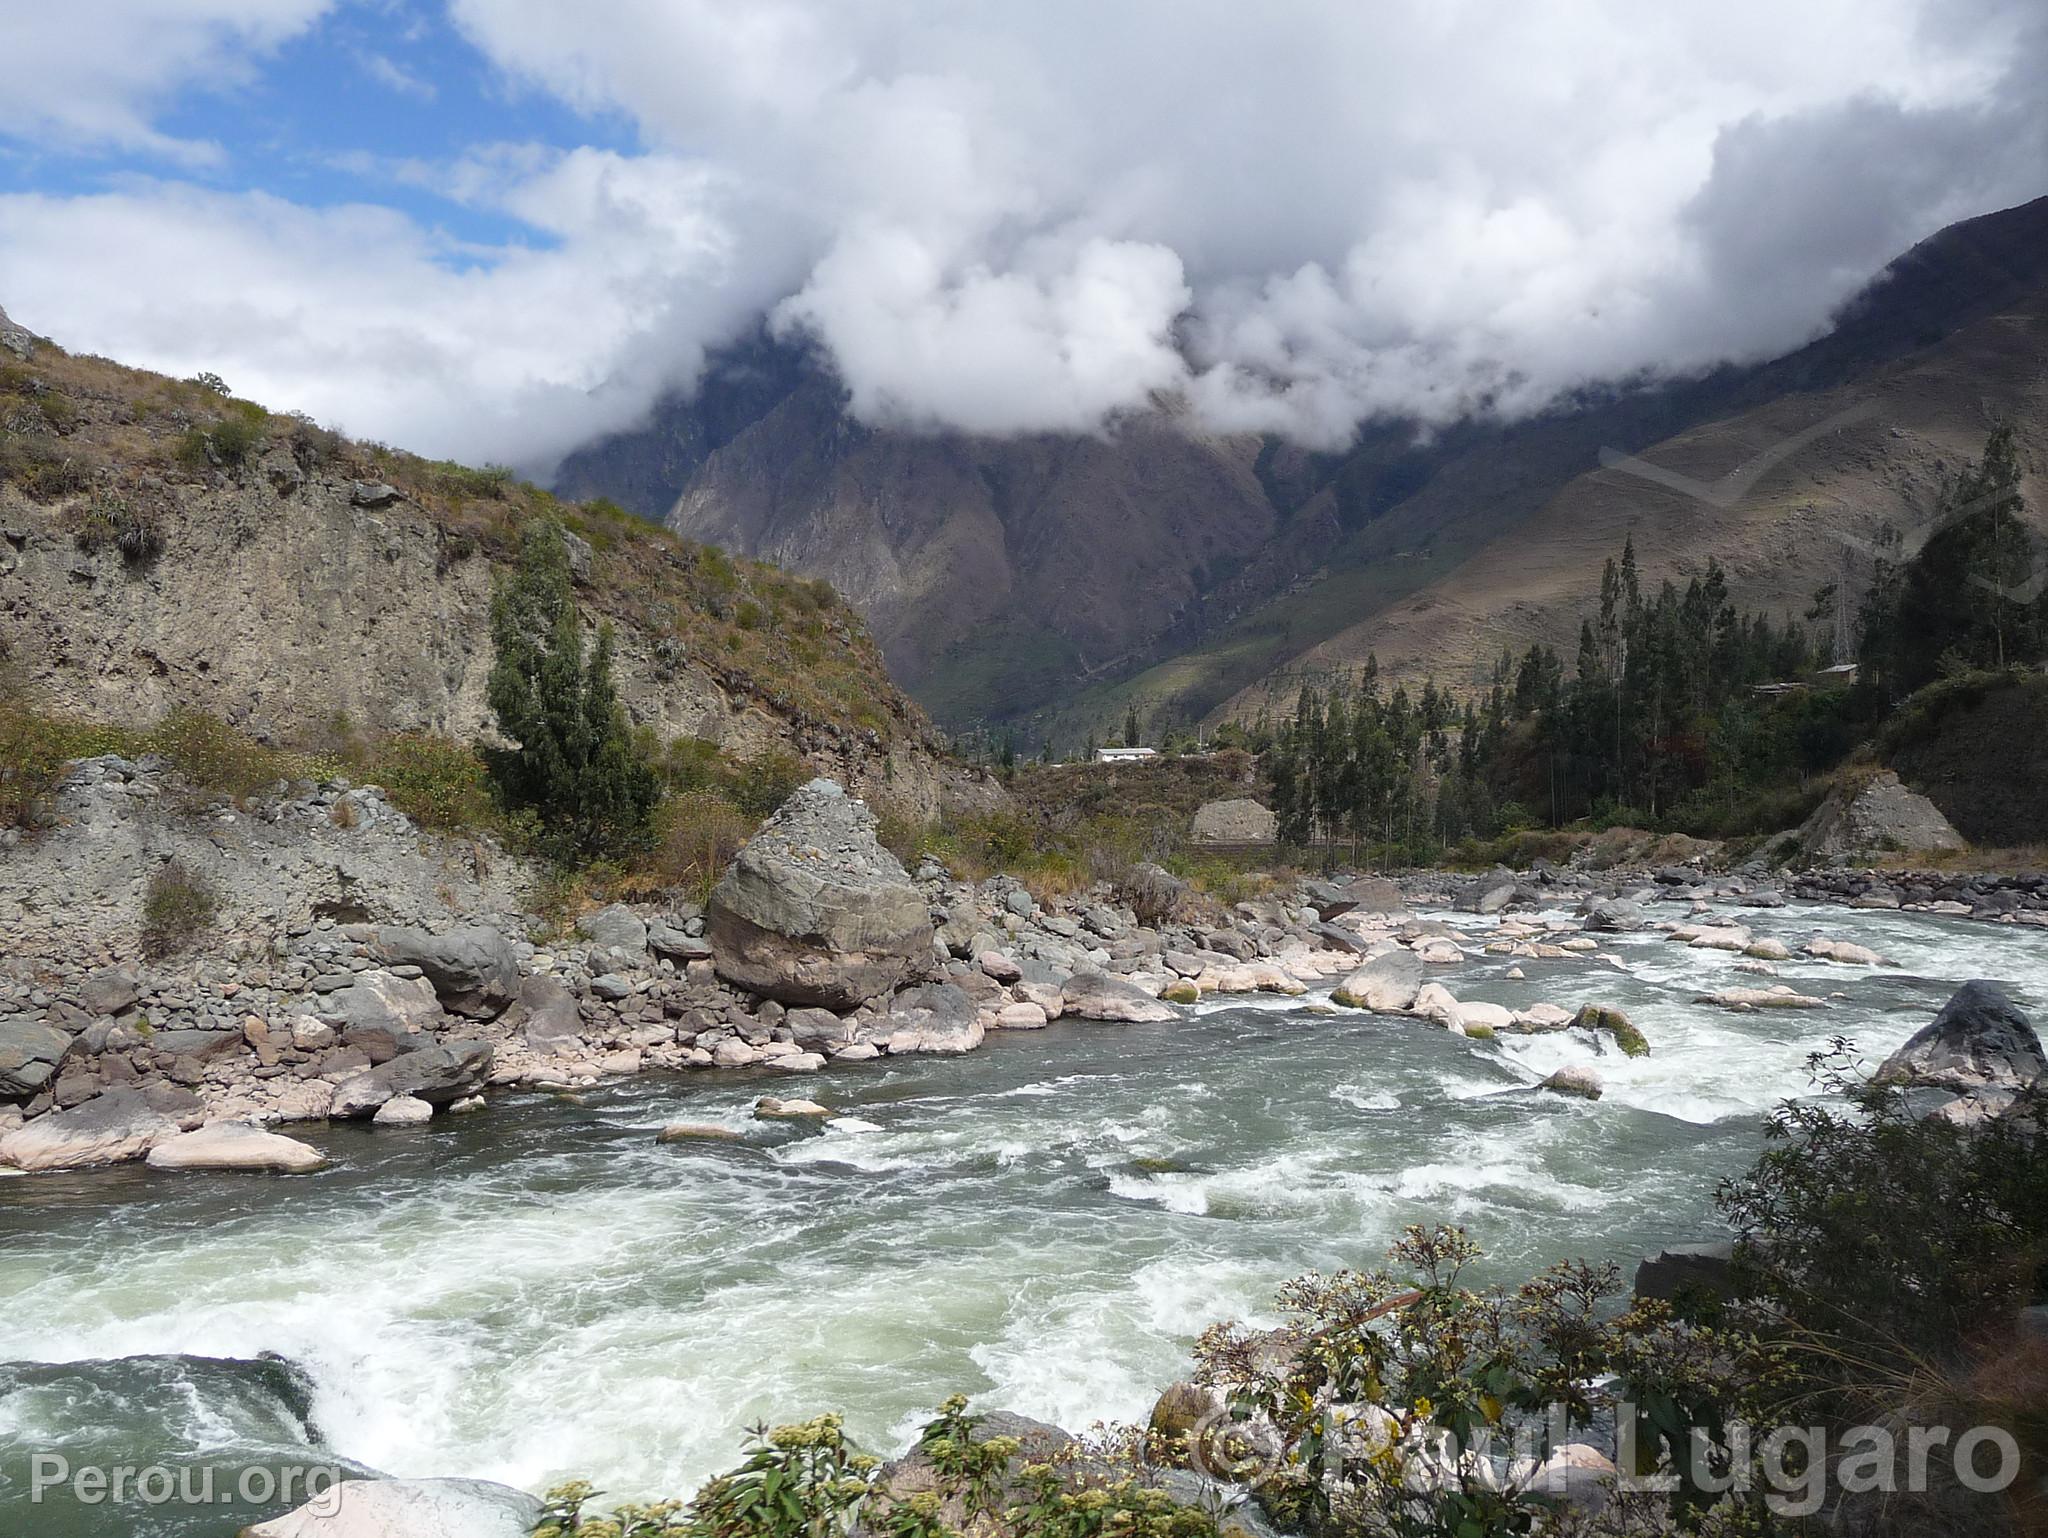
[{"left": 5, "top": 753, "right": 2045, "bottom": 1173}]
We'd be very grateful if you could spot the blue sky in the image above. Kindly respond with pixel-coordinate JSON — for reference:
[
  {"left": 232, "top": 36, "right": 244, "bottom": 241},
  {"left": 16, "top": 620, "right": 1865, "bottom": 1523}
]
[
  {"left": 3, "top": 3, "right": 635, "bottom": 252},
  {"left": 1, "top": 2, "right": 2040, "bottom": 472}
]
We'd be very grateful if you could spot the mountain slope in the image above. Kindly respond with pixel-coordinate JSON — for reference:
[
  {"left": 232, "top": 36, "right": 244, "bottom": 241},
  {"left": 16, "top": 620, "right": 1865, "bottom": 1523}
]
[
  {"left": 1222, "top": 285, "right": 2048, "bottom": 720},
  {"left": 0, "top": 320, "right": 973, "bottom": 819},
  {"left": 556, "top": 195, "right": 2048, "bottom": 742}
]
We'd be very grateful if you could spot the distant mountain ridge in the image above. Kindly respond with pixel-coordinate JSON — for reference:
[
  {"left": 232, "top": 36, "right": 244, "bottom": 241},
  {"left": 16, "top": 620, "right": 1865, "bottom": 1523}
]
[{"left": 554, "top": 193, "right": 2048, "bottom": 743}]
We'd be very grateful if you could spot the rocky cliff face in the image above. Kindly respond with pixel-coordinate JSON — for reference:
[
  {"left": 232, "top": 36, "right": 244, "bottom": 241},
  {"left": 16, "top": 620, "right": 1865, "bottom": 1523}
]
[{"left": 0, "top": 333, "right": 988, "bottom": 820}]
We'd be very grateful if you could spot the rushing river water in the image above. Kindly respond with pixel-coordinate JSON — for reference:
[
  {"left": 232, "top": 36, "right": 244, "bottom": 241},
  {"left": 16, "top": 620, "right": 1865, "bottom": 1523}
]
[{"left": 4, "top": 901, "right": 2046, "bottom": 1536}]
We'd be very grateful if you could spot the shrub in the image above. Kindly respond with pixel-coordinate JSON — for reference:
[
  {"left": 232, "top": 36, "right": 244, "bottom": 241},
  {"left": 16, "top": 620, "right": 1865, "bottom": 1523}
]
[
  {"left": 150, "top": 708, "right": 293, "bottom": 803},
  {"left": 174, "top": 403, "right": 268, "bottom": 473},
  {"left": 641, "top": 789, "right": 755, "bottom": 902},
  {"left": 73, "top": 492, "right": 166, "bottom": 565},
  {"left": 1720, "top": 1046, "right": 2048, "bottom": 1392},
  {"left": 0, "top": 433, "right": 98, "bottom": 500},
  {"left": 731, "top": 749, "right": 809, "bottom": 820},
  {"left": 536, "top": 1399, "right": 1217, "bottom": 1538},
  {"left": 1191, "top": 1225, "right": 1782, "bottom": 1536},
  {"left": 0, "top": 707, "right": 86, "bottom": 829},
  {"left": 348, "top": 732, "right": 500, "bottom": 833},
  {"left": 141, "top": 860, "right": 217, "bottom": 958},
  {"left": 283, "top": 411, "right": 343, "bottom": 470}
]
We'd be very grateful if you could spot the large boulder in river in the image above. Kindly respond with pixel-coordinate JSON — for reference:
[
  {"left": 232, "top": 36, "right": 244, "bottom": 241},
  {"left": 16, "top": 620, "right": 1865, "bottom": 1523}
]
[
  {"left": 1332, "top": 950, "right": 1424, "bottom": 1013},
  {"left": 372, "top": 925, "right": 520, "bottom": 1019},
  {"left": 879, "top": 983, "right": 986, "bottom": 1054},
  {"left": 329, "top": 1040, "right": 493, "bottom": 1118},
  {"left": 708, "top": 779, "right": 934, "bottom": 1010},
  {"left": 1060, "top": 970, "right": 1179, "bottom": 1023},
  {"left": 1582, "top": 898, "right": 1648, "bottom": 933},
  {"left": 1796, "top": 769, "right": 1966, "bottom": 860},
  {"left": 1190, "top": 798, "right": 1278, "bottom": 845},
  {"left": 241, "top": 1477, "right": 541, "bottom": 1538},
  {"left": 146, "top": 1123, "right": 327, "bottom": 1174},
  {"left": 0, "top": 1085, "right": 196, "bottom": 1171},
  {"left": 1877, "top": 981, "right": 2043, "bottom": 1094},
  {"left": 0, "top": 1016, "right": 74, "bottom": 1098}
]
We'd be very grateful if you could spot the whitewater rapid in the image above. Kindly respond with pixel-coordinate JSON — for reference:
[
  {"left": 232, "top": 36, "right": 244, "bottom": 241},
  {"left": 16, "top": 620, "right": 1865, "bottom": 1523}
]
[{"left": 2, "top": 900, "right": 2043, "bottom": 1532}]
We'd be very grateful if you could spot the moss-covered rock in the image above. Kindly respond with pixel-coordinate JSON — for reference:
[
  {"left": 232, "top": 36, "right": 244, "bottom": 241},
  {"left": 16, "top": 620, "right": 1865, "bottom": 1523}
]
[
  {"left": 1161, "top": 980, "right": 1200, "bottom": 1005},
  {"left": 1573, "top": 1003, "right": 1649, "bottom": 1057}
]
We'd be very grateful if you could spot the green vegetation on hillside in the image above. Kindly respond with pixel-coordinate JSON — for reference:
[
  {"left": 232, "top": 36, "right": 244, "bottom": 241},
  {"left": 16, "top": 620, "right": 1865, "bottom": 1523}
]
[
  {"left": 1258, "top": 427, "right": 2047, "bottom": 863},
  {"left": 487, "top": 520, "right": 660, "bottom": 859}
]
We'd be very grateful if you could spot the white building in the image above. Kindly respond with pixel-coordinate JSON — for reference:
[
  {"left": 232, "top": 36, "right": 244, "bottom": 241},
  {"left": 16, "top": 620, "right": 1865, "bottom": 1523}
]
[{"left": 1094, "top": 746, "right": 1158, "bottom": 763}]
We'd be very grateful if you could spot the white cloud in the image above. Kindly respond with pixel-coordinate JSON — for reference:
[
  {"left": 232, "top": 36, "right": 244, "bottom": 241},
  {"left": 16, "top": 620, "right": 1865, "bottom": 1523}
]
[
  {"left": 2, "top": 0, "right": 2044, "bottom": 462},
  {"left": 0, "top": 158, "right": 782, "bottom": 468},
  {"left": 1, "top": 0, "right": 332, "bottom": 163}
]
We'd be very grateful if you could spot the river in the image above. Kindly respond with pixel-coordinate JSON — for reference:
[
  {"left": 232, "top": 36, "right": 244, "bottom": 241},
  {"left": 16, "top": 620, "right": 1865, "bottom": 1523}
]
[{"left": 3, "top": 901, "right": 2043, "bottom": 1536}]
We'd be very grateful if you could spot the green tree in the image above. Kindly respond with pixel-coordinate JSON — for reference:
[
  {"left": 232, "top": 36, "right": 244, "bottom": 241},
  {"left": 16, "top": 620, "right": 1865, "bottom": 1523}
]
[{"left": 486, "top": 519, "right": 659, "bottom": 858}]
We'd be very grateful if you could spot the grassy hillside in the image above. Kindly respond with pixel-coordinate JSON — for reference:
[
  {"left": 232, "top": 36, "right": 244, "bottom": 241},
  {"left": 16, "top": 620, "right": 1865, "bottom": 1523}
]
[{"left": 1885, "top": 671, "right": 2048, "bottom": 845}]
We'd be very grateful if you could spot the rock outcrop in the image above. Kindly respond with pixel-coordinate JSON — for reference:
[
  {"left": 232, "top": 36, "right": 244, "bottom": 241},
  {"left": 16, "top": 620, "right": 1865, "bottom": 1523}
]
[
  {"left": 1190, "top": 798, "right": 1278, "bottom": 845},
  {"left": 1797, "top": 770, "right": 1967, "bottom": 860},
  {"left": 1877, "top": 981, "right": 2043, "bottom": 1093},
  {"left": 708, "top": 780, "right": 934, "bottom": 1009}
]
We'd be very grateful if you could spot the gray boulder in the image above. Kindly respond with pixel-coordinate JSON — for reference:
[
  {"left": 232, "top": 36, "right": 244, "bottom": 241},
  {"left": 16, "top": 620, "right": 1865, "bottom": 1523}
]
[
  {"left": 1877, "top": 981, "right": 2044, "bottom": 1094},
  {"left": 514, "top": 975, "right": 583, "bottom": 1051},
  {"left": 373, "top": 925, "right": 520, "bottom": 1019},
  {"left": 0, "top": 1017, "right": 74, "bottom": 1098},
  {"left": 241, "top": 1477, "right": 541, "bottom": 1538},
  {"left": 880, "top": 983, "right": 986, "bottom": 1054},
  {"left": 80, "top": 964, "right": 143, "bottom": 1017},
  {"left": 1060, "top": 970, "right": 1178, "bottom": 1023},
  {"left": 318, "top": 972, "right": 443, "bottom": 1045},
  {"left": 787, "top": 1007, "right": 854, "bottom": 1047},
  {"left": 578, "top": 904, "right": 649, "bottom": 956},
  {"left": 1634, "top": 1242, "right": 1736, "bottom": 1305},
  {"left": 1539, "top": 1065, "right": 1604, "bottom": 1100},
  {"left": 708, "top": 779, "right": 934, "bottom": 1009},
  {"left": 330, "top": 1040, "right": 493, "bottom": 1118},
  {"left": 1331, "top": 950, "right": 1424, "bottom": 1013},
  {"left": 1582, "top": 898, "right": 1647, "bottom": 933},
  {"left": 647, "top": 917, "right": 712, "bottom": 961}
]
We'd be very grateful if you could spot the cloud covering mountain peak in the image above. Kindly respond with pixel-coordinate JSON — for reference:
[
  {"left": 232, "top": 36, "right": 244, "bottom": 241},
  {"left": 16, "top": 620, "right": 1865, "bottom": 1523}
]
[{"left": 1, "top": 0, "right": 2043, "bottom": 466}]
